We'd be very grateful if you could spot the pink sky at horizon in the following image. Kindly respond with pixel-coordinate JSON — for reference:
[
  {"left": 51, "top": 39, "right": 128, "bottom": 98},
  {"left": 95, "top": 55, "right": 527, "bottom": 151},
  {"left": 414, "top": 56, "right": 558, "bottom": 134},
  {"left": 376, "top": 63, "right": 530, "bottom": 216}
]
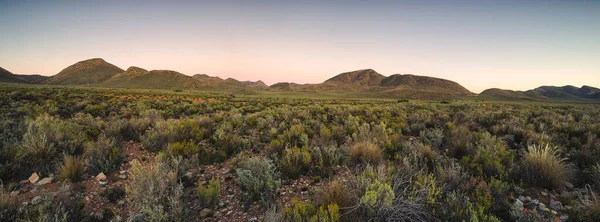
[{"left": 1, "top": 1, "right": 598, "bottom": 93}]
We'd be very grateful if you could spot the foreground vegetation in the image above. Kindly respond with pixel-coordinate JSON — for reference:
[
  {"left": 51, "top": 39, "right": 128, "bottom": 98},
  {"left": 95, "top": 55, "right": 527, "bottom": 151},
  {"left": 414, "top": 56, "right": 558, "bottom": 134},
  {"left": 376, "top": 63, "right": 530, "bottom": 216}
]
[{"left": 1, "top": 84, "right": 599, "bottom": 221}]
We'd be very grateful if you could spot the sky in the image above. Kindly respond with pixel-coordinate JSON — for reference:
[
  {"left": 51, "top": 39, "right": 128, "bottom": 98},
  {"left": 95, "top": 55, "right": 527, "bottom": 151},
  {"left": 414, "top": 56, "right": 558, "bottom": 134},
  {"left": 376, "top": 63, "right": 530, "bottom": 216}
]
[{"left": 0, "top": 0, "right": 598, "bottom": 93}]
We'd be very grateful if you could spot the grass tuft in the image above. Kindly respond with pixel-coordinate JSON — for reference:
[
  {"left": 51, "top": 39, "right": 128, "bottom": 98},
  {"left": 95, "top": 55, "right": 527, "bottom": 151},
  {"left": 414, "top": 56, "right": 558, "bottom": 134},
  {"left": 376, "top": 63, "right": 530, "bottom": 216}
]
[{"left": 520, "top": 144, "right": 573, "bottom": 190}]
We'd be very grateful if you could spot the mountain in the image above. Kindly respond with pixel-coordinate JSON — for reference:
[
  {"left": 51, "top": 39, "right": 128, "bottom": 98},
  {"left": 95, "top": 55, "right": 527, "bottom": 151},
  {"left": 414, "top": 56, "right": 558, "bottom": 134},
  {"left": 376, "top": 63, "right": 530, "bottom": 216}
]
[
  {"left": 324, "top": 69, "right": 385, "bottom": 87},
  {"left": 380, "top": 74, "right": 472, "bottom": 94},
  {"left": 527, "top": 85, "right": 600, "bottom": 100},
  {"left": 0, "top": 67, "right": 27, "bottom": 83},
  {"left": 270, "top": 82, "right": 301, "bottom": 90},
  {"left": 102, "top": 67, "right": 201, "bottom": 89},
  {"left": 242, "top": 80, "right": 268, "bottom": 89},
  {"left": 44, "top": 58, "right": 124, "bottom": 85},
  {"left": 479, "top": 88, "right": 545, "bottom": 100},
  {"left": 0, "top": 67, "right": 47, "bottom": 84}
]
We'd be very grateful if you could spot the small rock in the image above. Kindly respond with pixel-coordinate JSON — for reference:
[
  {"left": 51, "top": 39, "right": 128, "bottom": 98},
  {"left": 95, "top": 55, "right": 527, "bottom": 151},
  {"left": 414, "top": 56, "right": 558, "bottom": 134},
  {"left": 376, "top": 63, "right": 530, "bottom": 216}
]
[
  {"left": 96, "top": 172, "right": 107, "bottom": 181},
  {"left": 22, "top": 201, "right": 28, "bottom": 206},
  {"left": 538, "top": 203, "right": 546, "bottom": 211},
  {"left": 560, "top": 215, "right": 569, "bottom": 221},
  {"left": 525, "top": 201, "right": 537, "bottom": 210},
  {"left": 514, "top": 186, "right": 525, "bottom": 195},
  {"left": 30, "top": 187, "right": 38, "bottom": 194},
  {"left": 549, "top": 200, "right": 564, "bottom": 211},
  {"left": 541, "top": 191, "right": 548, "bottom": 197},
  {"left": 118, "top": 200, "right": 125, "bottom": 205},
  {"left": 514, "top": 199, "right": 524, "bottom": 210},
  {"left": 118, "top": 175, "right": 127, "bottom": 180},
  {"left": 226, "top": 211, "right": 233, "bottom": 216},
  {"left": 19, "top": 180, "right": 30, "bottom": 185},
  {"left": 564, "top": 182, "right": 574, "bottom": 190},
  {"left": 248, "top": 217, "right": 258, "bottom": 222},
  {"left": 518, "top": 195, "right": 525, "bottom": 202},
  {"left": 37, "top": 178, "right": 52, "bottom": 186},
  {"left": 525, "top": 196, "right": 532, "bottom": 201},
  {"left": 120, "top": 170, "right": 126, "bottom": 175},
  {"left": 31, "top": 196, "right": 42, "bottom": 205},
  {"left": 99, "top": 180, "right": 108, "bottom": 186},
  {"left": 214, "top": 212, "right": 221, "bottom": 217},
  {"left": 200, "top": 208, "right": 213, "bottom": 218},
  {"left": 112, "top": 215, "right": 123, "bottom": 222},
  {"left": 565, "top": 205, "right": 573, "bottom": 210},
  {"left": 218, "top": 202, "right": 226, "bottom": 208},
  {"left": 29, "top": 172, "right": 40, "bottom": 184},
  {"left": 551, "top": 210, "right": 557, "bottom": 215},
  {"left": 127, "top": 213, "right": 145, "bottom": 222}
]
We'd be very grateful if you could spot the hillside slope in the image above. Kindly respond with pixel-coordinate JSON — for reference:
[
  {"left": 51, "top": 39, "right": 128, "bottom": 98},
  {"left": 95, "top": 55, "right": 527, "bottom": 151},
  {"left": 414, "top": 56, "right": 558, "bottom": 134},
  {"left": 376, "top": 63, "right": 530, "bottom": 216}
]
[
  {"left": 44, "top": 58, "right": 124, "bottom": 85},
  {"left": 527, "top": 85, "right": 600, "bottom": 100},
  {"left": 102, "top": 67, "right": 201, "bottom": 89}
]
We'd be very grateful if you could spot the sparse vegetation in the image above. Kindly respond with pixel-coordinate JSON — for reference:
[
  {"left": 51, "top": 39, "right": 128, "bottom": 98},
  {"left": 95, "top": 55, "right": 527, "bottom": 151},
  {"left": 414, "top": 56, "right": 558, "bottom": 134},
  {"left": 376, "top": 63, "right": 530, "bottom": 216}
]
[
  {"left": 520, "top": 144, "right": 574, "bottom": 190},
  {"left": 59, "top": 154, "right": 85, "bottom": 182}
]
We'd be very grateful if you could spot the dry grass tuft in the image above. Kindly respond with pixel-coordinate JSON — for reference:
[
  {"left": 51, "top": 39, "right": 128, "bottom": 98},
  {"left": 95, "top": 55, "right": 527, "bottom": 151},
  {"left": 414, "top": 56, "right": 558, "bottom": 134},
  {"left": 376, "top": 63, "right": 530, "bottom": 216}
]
[
  {"left": 349, "top": 142, "right": 382, "bottom": 166},
  {"left": 520, "top": 144, "right": 573, "bottom": 190},
  {"left": 59, "top": 155, "right": 85, "bottom": 182}
]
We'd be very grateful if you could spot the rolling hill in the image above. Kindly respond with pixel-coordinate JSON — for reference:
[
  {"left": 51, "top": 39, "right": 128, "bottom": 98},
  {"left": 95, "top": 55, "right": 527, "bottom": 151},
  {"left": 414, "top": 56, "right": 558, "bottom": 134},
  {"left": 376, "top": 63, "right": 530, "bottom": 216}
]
[
  {"left": 101, "top": 67, "right": 201, "bottom": 89},
  {"left": 527, "top": 85, "right": 600, "bottom": 100},
  {"left": 0, "top": 67, "right": 48, "bottom": 84},
  {"left": 324, "top": 69, "right": 385, "bottom": 87},
  {"left": 44, "top": 58, "right": 124, "bottom": 85}
]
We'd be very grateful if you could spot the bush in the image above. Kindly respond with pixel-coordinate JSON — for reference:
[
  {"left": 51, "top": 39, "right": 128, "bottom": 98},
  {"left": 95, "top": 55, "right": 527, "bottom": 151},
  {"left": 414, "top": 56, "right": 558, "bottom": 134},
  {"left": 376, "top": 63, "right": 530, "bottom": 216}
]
[
  {"left": 0, "top": 185, "right": 18, "bottom": 221},
  {"left": 461, "top": 132, "right": 513, "bottom": 178},
  {"left": 197, "top": 177, "right": 221, "bottom": 207},
  {"left": 167, "top": 141, "right": 200, "bottom": 158},
  {"left": 283, "top": 198, "right": 340, "bottom": 222},
  {"left": 349, "top": 142, "right": 382, "bottom": 166},
  {"left": 316, "top": 180, "right": 353, "bottom": 210},
  {"left": 59, "top": 155, "right": 85, "bottom": 182},
  {"left": 100, "top": 186, "right": 126, "bottom": 203},
  {"left": 310, "top": 146, "right": 345, "bottom": 178},
  {"left": 360, "top": 179, "right": 395, "bottom": 215},
  {"left": 280, "top": 146, "right": 311, "bottom": 179},
  {"left": 141, "top": 119, "right": 203, "bottom": 152},
  {"left": 520, "top": 144, "right": 573, "bottom": 190},
  {"left": 419, "top": 128, "right": 444, "bottom": 149},
  {"left": 235, "top": 156, "right": 280, "bottom": 206},
  {"left": 127, "top": 160, "right": 183, "bottom": 221},
  {"left": 85, "top": 134, "right": 123, "bottom": 174},
  {"left": 18, "top": 132, "right": 58, "bottom": 174}
]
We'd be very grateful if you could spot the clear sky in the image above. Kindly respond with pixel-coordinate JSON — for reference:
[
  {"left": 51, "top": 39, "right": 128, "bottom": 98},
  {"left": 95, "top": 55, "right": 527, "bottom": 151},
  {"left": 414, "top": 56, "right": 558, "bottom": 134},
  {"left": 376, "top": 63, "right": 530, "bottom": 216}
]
[{"left": 1, "top": 0, "right": 598, "bottom": 93}]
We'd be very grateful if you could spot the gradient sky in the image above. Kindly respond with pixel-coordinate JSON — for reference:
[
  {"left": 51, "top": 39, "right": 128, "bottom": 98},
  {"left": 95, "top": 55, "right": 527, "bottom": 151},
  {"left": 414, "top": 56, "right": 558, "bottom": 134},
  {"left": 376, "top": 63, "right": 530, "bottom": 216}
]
[{"left": 1, "top": 0, "right": 598, "bottom": 93}]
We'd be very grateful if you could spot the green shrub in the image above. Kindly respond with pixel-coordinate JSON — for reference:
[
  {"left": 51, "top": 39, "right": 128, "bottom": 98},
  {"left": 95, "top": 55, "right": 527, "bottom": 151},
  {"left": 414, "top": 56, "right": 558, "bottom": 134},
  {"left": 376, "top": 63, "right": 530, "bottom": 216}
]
[
  {"left": 85, "top": 134, "right": 123, "bottom": 174},
  {"left": 419, "top": 128, "right": 444, "bottom": 149},
  {"left": 235, "top": 156, "right": 280, "bottom": 206},
  {"left": 18, "top": 132, "right": 58, "bottom": 174},
  {"left": 197, "top": 177, "right": 221, "bottom": 207},
  {"left": 100, "top": 186, "right": 126, "bottom": 203},
  {"left": 310, "top": 146, "right": 345, "bottom": 178},
  {"left": 141, "top": 119, "right": 203, "bottom": 152},
  {"left": 447, "top": 126, "right": 473, "bottom": 158},
  {"left": 59, "top": 155, "right": 85, "bottom": 182},
  {"left": 360, "top": 179, "right": 394, "bottom": 215},
  {"left": 167, "top": 141, "right": 200, "bottom": 158},
  {"left": 520, "top": 144, "right": 573, "bottom": 190},
  {"left": 280, "top": 146, "right": 311, "bottom": 179},
  {"left": 127, "top": 160, "right": 183, "bottom": 221},
  {"left": 461, "top": 132, "right": 513, "bottom": 178},
  {"left": 349, "top": 142, "right": 382, "bottom": 166},
  {"left": 284, "top": 199, "right": 340, "bottom": 222},
  {"left": 0, "top": 185, "right": 18, "bottom": 221}
]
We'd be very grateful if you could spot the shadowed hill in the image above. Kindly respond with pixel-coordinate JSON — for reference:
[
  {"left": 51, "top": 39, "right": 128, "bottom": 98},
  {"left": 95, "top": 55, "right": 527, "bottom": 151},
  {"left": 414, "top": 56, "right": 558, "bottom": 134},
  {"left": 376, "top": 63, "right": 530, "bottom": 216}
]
[
  {"left": 324, "top": 69, "right": 385, "bottom": 87},
  {"left": 380, "top": 74, "right": 472, "bottom": 94},
  {"left": 0, "top": 67, "right": 27, "bottom": 83},
  {"left": 527, "top": 85, "right": 600, "bottom": 100},
  {"left": 480, "top": 88, "right": 545, "bottom": 100},
  {"left": 102, "top": 67, "right": 200, "bottom": 89},
  {"left": 44, "top": 58, "right": 124, "bottom": 85},
  {"left": 242, "top": 80, "right": 268, "bottom": 89}
]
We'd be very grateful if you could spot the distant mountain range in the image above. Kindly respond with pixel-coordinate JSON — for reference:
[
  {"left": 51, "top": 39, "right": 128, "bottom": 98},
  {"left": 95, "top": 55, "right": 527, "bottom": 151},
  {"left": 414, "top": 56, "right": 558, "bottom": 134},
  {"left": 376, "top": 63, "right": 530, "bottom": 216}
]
[{"left": 1, "top": 58, "right": 598, "bottom": 100}]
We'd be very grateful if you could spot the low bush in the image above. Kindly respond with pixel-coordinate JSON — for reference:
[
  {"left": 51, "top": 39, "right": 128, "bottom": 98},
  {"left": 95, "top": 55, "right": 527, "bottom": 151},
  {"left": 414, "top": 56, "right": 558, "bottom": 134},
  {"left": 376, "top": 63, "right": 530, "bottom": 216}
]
[
  {"left": 85, "top": 134, "right": 123, "bottom": 174},
  {"left": 59, "top": 155, "right": 85, "bottom": 182},
  {"left": 127, "top": 160, "right": 183, "bottom": 221},
  {"left": 235, "top": 156, "right": 280, "bottom": 206},
  {"left": 0, "top": 185, "right": 18, "bottom": 221},
  {"left": 461, "top": 132, "right": 513, "bottom": 178},
  {"left": 349, "top": 142, "right": 382, "bottom": 166},
  {"left": 18, "top": 132, "right": 58, "bottom": 175},
  {"left": 283, "top": 198, "right": 340, "bottom": 222},
  {"left": 316, "top": 180, "right": 353, "bottom": 210},
  {"left": 310, "top": 146, "right": 345, "bottom": 178},
  {"left": 280, "top": 146, "right": 311, "bottom": 179},
  {"left": 100, "top": 186, "right": 126, "bottom": 203},
  {"left": 197, "top": 177, "right": 221, "bottom": 207},
  {"left": 519, "top": 144, "right": 573, "bottom": 190},
  {"left": 360, "top": 179, "right": 395, "bottom": 215}
]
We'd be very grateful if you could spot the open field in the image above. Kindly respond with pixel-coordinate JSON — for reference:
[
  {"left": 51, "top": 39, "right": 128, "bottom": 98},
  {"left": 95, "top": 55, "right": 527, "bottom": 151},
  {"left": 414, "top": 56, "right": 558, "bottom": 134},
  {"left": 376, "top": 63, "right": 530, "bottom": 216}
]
[{"left": 1, "top": 83, "right": 600, "bottom": 222}]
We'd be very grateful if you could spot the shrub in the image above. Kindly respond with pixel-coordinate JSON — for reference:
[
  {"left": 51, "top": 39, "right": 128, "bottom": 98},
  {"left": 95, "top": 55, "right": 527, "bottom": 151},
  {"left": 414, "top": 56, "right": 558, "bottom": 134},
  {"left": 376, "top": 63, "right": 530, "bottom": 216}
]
[
  {"left": 0, "top": 185, "right": 18, "bottom": 221},
  {"left": 100, "top": 186, "right": 126, "bottom": 203},
  {"left": 349, "top": 142, "right": 382, "bottom": 166},
  {"left": 85, "top": 134, "right": 123, "bottom": 174},
  {"left": 167, "top": 141, "right": 200, "bottom": 158},
  {"left": 127, "top": 160, "right": 183, "bottom": 221},
  {"left": 280, "top": 146, "right": 311, "bottom": 179},
  {"left": 197, "top": 177, "right": 221, "bottom": 207},
  {"left": 520, "top": 144, "right": 573, "bottom": 190},
  {"left": 311, "top": 146, "right": 346, "bottom": 178},
  {"left": 141, "top": 119, "right": 203, "bottom": 152},
  {"left": 235, "top": 156, "right": 280, "bottom": 206},
  {"left": 283, "top": 198, "right": 340, "bottom": 222},
  {"left": 447, "top": 126, "right": 473, "bottom": 158},
  {"left": 419, "top": 128, "right": 444, "bottom": 149},
  {"left": 316, "top": 180, "right": 353, "bottom": 210},
  {"left": 59, "top": 155, "right": 85, "bottom": 182},
  {"left": 461, "top": 132, "right": 513, "bottom": 178},
  {"left": 591, "top": 163, "right": 600, "bottom": 191},
  {"left": 18, "top": 132, "right": 58, "bottom": 174},
  {"left": 360, "top": 179, "right": 395, "bottom": 215}
]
